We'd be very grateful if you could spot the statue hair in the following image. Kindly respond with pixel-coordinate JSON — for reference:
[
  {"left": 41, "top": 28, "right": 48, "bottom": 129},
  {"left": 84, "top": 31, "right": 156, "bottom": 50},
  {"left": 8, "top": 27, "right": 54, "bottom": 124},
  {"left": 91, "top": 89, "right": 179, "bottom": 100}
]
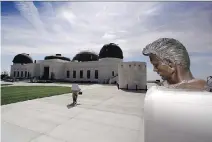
[{"left": 142, "top": 38, "right": 190, "bottom": 70}]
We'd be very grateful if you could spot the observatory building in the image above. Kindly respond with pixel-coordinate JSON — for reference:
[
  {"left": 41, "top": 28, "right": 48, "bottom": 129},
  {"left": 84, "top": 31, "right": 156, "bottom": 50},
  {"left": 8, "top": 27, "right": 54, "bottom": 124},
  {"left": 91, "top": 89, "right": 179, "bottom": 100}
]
[{"left": 10, "top": 43, "right": 147, "bottom": 90}]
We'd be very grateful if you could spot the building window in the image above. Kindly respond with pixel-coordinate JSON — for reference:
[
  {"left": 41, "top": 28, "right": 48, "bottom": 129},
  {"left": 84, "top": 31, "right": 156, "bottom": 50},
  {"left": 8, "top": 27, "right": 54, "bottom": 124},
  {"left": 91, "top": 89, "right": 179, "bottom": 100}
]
[
  {"left": 112, "top": 71, "right": 114, "bottom": 76},
  {"left": 25, "top": 71, "right": 27, "bottom": 77},
  {"left": 21, "top": 71, "right": 23, "bottom": 77},
  {"left": 67, "top": 71, "right": 70, "bottom": 78},
  {"left": 73, "top": 70, "right": 76, "bottom": 78},
  {"left": 17, "top": 72, "right": 19, "bottom": 77},
  {"left": 87, "top": 70, "right": 90, "bottom": 79},
  {"left": 28, "top": 72, "right": 30, "bottom": 78},
  {"left": 14, "top": 71, "right": 16, "bottom": 77},
  {"left": 80, "top": 70, "right": 83, "bottom": 78},
  {"left": 129, "top": 65, "right": 131, "bottom": 67},
  {"left": 95, "top": 70, "right": 98, "bottom": 79}
]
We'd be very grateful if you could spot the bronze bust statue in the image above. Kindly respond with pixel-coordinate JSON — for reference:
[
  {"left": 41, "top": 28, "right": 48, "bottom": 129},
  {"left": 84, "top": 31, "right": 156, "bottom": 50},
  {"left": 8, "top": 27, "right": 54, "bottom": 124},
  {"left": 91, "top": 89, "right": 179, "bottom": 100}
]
[{"left": 142, "top": 38, "right": 207, "bottom": 91}]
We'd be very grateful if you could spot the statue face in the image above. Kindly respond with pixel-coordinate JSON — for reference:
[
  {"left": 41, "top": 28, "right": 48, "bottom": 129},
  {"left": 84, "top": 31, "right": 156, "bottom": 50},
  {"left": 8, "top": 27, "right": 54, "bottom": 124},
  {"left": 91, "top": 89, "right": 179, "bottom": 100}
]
[{"left": 149, "top": 54, "right": 175, "bottom": 81}]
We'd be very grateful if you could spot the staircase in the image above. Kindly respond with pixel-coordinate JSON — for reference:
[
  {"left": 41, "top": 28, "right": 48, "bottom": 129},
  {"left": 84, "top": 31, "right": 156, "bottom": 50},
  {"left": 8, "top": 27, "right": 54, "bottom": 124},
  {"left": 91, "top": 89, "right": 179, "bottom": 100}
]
[{"left": 109, "top": 74, "right": 118, "bottom": 84}]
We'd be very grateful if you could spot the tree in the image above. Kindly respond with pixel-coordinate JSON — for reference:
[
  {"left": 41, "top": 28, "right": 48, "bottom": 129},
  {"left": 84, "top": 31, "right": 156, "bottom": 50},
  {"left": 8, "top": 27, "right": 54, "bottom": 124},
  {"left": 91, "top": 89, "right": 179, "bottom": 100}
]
[{"left": 1, "top": 71, "right": 9, "bottom": 79}]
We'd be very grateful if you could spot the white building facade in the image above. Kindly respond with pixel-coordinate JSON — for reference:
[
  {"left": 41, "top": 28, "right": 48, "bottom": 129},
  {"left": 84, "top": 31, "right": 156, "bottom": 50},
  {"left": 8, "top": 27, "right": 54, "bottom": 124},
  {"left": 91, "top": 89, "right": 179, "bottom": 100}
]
[{"left": 10, "top": 44, "right": 147, "bottom": 90}]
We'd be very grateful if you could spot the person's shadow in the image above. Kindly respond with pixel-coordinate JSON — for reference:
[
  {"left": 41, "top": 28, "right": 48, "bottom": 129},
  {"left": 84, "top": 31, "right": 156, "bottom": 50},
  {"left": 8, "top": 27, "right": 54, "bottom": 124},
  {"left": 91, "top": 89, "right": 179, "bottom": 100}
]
[{"left": 66, "top": 103, "right": 81, "bottom": 109}]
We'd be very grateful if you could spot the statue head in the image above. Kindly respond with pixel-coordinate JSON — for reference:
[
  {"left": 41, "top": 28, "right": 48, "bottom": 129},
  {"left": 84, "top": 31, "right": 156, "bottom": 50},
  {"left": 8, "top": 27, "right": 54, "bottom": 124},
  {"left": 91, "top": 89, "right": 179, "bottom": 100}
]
[{"left": 142, "top": 38, "right": 192, "bottom": 84}]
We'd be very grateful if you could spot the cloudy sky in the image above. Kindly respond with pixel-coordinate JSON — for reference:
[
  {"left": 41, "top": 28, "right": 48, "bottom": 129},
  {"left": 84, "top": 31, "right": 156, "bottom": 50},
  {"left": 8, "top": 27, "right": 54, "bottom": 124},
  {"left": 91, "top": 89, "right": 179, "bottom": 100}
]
[{"left": 1, "top": 1, "right": 212, "bottom": 80}]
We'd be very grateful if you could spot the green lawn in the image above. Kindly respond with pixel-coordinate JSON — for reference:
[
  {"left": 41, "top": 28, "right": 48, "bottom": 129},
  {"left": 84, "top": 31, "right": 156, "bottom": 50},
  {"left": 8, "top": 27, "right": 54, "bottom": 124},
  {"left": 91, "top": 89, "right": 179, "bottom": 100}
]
[{"left": 1, "top": 86, "right": 72, "bottom": 105}]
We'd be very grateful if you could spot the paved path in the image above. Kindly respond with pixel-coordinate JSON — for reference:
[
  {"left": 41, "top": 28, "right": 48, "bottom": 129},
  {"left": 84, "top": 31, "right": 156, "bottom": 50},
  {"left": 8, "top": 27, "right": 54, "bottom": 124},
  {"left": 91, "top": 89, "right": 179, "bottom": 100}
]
[{"left": 1, "top": 84, "right": 147, "bottom": 142}]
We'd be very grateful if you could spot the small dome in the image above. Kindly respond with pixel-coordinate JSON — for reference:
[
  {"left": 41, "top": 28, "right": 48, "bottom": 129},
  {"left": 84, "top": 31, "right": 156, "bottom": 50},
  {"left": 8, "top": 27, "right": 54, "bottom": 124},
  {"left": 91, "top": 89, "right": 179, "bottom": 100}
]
[
  {"left": 44, "top": 54, "right": 70, "bottom": 61},
  {"left": 99, "top": 43, "right": 123, "bottom": 59},
  {"left": 12, "top": 53, "right": 33, "bottom": 64},
  {"left": 72, "top": 51, "right": 99, "bottom": 62}
]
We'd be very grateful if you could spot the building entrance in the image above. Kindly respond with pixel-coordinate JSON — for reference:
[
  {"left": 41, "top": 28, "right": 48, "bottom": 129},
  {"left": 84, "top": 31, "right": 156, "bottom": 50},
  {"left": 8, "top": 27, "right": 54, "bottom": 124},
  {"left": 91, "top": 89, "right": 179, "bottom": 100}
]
[{"left": 43, "top": 66, "right": 49, "bottom": 80}]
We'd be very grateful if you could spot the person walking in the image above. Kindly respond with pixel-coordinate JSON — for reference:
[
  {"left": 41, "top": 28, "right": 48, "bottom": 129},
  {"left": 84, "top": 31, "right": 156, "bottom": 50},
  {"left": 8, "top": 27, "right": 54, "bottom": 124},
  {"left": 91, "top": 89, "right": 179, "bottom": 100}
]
[{"left": 71, "top": 84, "right": 81, "bottom": 105}]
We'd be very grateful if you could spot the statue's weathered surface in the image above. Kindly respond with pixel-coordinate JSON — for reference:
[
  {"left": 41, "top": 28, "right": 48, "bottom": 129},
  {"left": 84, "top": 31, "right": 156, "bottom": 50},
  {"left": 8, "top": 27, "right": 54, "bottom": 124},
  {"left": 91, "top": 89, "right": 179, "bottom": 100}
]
[{"left": 142, "top": 38, "right": 207, "bottom": 91}]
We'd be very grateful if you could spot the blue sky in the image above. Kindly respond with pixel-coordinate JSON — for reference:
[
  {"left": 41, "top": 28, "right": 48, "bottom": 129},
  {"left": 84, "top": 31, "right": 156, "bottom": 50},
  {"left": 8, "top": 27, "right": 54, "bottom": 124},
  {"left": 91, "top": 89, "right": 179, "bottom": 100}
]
[{"left": 1, "top": 2, "right": 212, "bottom": 80}]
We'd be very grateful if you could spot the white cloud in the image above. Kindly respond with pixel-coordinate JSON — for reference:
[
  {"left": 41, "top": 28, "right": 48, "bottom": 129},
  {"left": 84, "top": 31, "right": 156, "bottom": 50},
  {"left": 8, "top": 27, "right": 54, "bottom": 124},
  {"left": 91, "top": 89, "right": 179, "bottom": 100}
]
[
  {"left": 102, "top": 32, "right": 117, "bottom": 39},
  {"left": 2, "top": 2, "right": 162, "bottom": 56},
  {"left": 1, "top": 2, "right": 212, "bottom": 80},
  {"left": 14, "top": 2, "right": 46, "bottom": 34},
  {"left": 39, "top": 2, "right": 55, "bottom": 17}
]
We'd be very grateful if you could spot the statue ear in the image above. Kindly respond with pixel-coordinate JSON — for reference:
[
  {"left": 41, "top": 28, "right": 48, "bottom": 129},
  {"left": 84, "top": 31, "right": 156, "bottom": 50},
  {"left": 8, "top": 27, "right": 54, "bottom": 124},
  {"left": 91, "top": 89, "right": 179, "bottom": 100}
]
[
  {"left": 168, "top": 66, "right": 175, "bottom": 74},
  {"left": 168, "top": 62, "right": 176, "bottom": 74}
]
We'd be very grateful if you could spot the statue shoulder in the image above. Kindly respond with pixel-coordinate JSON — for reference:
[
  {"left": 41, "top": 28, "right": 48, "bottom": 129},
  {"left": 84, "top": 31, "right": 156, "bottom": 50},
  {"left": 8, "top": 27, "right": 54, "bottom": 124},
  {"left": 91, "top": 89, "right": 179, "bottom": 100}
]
[
  {"left": 168, "top": 79, "right": 207, "bottom": 91},
  {"left": 188, "top": 79, "right": 207, "bottom": 90},
  {"left": 195, "top": 79, "right": 207, "bottom": 84}
]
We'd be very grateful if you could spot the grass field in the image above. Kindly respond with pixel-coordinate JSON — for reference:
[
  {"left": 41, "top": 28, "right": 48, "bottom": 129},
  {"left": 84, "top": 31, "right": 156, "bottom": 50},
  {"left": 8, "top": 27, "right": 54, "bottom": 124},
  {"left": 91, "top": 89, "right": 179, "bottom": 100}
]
[{"left": 1, "top": 86, "right": 72, "bottom": 105}]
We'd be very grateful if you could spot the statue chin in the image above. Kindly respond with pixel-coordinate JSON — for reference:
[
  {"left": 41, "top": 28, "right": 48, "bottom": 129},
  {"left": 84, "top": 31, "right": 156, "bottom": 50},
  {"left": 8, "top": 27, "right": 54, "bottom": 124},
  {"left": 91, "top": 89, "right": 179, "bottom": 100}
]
[{"left": 161, "top": 76, "right": 167, "bottom": 81}]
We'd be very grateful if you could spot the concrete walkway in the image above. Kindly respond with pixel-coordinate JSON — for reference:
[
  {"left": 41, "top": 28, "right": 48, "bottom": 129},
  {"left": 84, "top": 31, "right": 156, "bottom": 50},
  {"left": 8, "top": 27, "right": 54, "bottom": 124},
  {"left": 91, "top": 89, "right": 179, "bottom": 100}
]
[{"left": 1, "top": 84, "right": 146, "bottom": 142}]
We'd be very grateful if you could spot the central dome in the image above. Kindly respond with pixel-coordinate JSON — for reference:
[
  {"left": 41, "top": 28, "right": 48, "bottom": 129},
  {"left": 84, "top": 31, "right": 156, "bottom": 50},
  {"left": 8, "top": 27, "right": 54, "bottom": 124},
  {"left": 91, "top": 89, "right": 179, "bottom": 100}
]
[
  {"left": 99, "top": 43, "right": 123, "bottom": 59},
  {"left": 44, "top": 54, "right": 70, "bottom": 61},
  {"left": 72, "top": 51, "right": 99, "bottom": 62},
  {"left": 12, "top": 53, "right": 33, "bottom": 64}
]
